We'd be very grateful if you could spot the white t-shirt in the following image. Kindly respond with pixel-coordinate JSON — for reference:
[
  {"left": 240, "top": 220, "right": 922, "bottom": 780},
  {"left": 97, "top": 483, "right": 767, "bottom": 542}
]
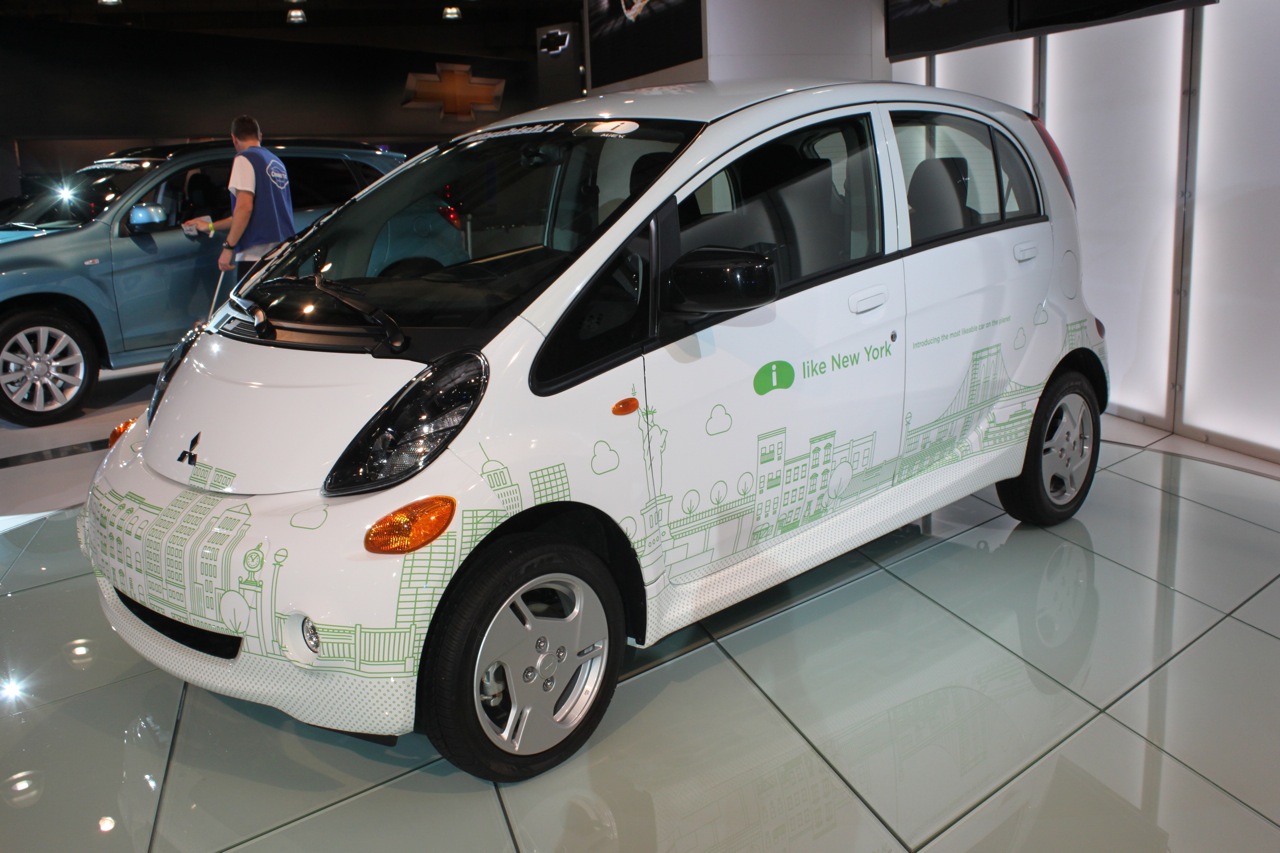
[{"left": 228, "top": 154, "right": 275, "bottom": 262}]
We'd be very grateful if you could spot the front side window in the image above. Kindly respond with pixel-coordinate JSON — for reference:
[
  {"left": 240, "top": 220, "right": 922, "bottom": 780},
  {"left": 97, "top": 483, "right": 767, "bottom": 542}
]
[
  {"left": 892, "top": 110, "right": 1042, "bottom": 246},
  {"left": 136, "top": 162, "right": 233, "bottom": 230},
  {"left": 235, "top": 120, "right": 698, "bottom": 354},
  {"left": 676, "top": 113, "right": 883, "bottom": 291}
]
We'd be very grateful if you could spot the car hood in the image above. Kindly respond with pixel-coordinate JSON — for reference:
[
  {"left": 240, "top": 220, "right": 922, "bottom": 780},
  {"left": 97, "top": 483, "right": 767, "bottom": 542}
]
[{"left": 143, "top": 332, "right": 425, "bottom": 496}]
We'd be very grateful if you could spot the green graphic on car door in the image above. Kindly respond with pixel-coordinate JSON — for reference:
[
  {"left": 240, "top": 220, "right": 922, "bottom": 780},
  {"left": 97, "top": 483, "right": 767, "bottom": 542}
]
[{"left": 82, "top": 323, "right": 1089, "bottom": 677}]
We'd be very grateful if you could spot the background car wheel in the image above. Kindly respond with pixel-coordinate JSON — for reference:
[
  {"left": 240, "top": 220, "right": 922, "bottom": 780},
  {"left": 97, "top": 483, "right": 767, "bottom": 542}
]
[
  {"left": 996, "top": 370, "right": 1101, "bottom": 526},
  {"left": 419, "top": 535, "right": 625, "bottom": 782},
  {"left": 0, "top": 311, "right": 99, "bottom": 426}
]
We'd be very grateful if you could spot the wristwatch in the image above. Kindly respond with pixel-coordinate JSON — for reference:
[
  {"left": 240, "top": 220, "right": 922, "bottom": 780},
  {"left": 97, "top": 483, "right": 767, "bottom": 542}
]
[{"left": 222, "top": 240, "right": 236, "bottom": 250}]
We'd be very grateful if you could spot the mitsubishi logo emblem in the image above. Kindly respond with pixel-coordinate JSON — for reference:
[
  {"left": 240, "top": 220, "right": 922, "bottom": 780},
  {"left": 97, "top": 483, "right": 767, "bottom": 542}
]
[{"left": 177, "top": 432, "right": 201, "bottom": 466}]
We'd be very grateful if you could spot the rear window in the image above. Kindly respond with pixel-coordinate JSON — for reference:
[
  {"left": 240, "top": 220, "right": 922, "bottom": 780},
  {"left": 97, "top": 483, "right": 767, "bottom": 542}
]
[{"left": 892, "top": 111, "right": 1042, "bottom": 246}]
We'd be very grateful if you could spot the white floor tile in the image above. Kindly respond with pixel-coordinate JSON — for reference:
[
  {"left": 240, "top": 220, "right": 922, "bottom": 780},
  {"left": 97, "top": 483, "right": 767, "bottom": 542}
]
[
  {"left": 1147, "top": 434, "right": 1280, "bottom": 480},
  {"left": 1060, "top": 470, "right": 1280, "bottom": 612},
  {"left": 1235, "top": 579, "right": 1280, "bottom": 639},
  {"left": 890, "top": 517, "right": 1223, "bottom": 708},
  {"left": 0, "top": 513, "right": 45, "bottom": 575},
  {"left": 0, "top": 507, "right": 92, "bottom": 593},
  {"left": 1110, "top": 450, "right": 1280, "bottom": 534},
  {"left": 1097, "top": 441, "right": 1141, "bottom": 470},
  {"left": 857, "top": 495, "right": 1006, "bottom": 567},
  {"left": 501, "top": 644, "right": 906, "bottom": 853},
  {"left": 923, "top": 715, "right": 1280, "bottom": 852},
  {"left": 0, "top": 670, "right": 183, "bottom": 853},
  {"left": 1109, "top": 619, "right": 1280, "bottom": 826},
  {"left": 719, "top": 572, "right": 1096, "bottom": 848},
  {"left": 1099, "top": 414, "right": 1170, "bottom": 447},
  {"left": 228, "top": 762, "right": 514, "bottom": 853},
  {"left": 0, "top": 574, "right": 156, "bottom": 716},
  {"left": 151, "top": 687, "right": 441, "bottom": 853}
]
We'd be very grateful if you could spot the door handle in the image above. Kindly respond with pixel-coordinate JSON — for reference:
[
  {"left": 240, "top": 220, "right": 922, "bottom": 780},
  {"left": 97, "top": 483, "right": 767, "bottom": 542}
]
[
  {"left": 850, "top": 290, "right": 887, "bottom": 315},
  {"left": 1014, "top": 242, "right": 1038, "bottom": 262}
]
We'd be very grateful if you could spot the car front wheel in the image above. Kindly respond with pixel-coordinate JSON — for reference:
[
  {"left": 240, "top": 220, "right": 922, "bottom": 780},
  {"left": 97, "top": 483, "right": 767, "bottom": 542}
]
[
  {"left": 997, "top": 370, "right": 1101, "bottom": 526},
  {"left": 419, "top": 535, "right": 625, "bottom": 782},
  {"left": 0, "top": 311, "right": 99, "bottom": 426}
]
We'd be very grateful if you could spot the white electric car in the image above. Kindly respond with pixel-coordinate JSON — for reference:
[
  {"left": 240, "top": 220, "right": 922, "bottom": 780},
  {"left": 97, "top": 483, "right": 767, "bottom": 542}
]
[{"left": 80, "top": 81, "right": 1107, "bottom": 781}]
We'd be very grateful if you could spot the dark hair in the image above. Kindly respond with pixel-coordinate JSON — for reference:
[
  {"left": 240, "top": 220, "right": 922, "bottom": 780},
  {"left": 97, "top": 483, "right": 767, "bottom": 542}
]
[{"left": 230, "top": 115, "right": 262, "bottom": 141}]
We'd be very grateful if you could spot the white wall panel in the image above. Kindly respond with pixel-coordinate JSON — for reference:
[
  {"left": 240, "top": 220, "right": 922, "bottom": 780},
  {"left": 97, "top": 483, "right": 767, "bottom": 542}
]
[
  {"left": 936, "top": 39, "right": 1034, "bottom": 113},
  {"left": 1046, "top": 14, "right": 1184, "bottom": 424},
  {"left": 891, "top": 58, "right": 927, "bottom": 85},
  {"left": 1181, "top": 1, "right": 1280, "bottom": 456}
]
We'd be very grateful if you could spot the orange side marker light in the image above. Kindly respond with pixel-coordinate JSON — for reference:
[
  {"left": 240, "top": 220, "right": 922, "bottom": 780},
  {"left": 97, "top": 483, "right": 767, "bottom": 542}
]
[
  {"left": 612, "top": 397, "right": 640, "bottom": 416},
  {"left": 108, "top": 417, "right": 139, "bottom": 449},
  {"left": 364, "top": 496, "right": 457, "bottom": 554}
]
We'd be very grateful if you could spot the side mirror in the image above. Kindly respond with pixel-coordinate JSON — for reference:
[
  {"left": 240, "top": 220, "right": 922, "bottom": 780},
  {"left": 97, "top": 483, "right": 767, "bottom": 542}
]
[
  {"left": 127, "top": 203, "right": 169, "bottom": 234},
  {"left": 665, "top": 246, "right": 777, "bottom": 315}
]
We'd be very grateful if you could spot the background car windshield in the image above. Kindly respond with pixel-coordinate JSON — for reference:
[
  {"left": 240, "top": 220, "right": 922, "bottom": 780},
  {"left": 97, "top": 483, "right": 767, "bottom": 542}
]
[
  {"left": 1, "top": 162, "right": 154, "bottom": 228},
  {"left": 251, "top": 119, "right": 698, "bottom": 330}
]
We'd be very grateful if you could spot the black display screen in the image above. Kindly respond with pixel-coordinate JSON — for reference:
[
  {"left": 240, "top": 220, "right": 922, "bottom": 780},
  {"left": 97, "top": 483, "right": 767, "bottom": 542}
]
[
  {"left": 887, "top": 0, "right": 1011, "bottom": 61},
  {"left": 1016, "top": 0, "right": 1211, "bottom": 31},
  {"left": 887, "top": 0, "right": 1215, "bottom": 60}
]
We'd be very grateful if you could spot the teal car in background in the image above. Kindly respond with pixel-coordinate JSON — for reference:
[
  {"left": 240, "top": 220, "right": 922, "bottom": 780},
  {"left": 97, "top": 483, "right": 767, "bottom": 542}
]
[{"left": 0, "top": 140, "right": 406, "bottom": 425}]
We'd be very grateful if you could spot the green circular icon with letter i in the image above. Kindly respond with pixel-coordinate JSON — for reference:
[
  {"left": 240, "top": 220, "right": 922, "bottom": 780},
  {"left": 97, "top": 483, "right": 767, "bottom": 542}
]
[{"left": 753, "top": 360, "right": 795, "bottom": 395}]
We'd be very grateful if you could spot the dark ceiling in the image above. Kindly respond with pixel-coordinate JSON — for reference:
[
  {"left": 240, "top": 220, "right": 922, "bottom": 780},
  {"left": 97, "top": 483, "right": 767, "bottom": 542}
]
[{"left": 0, "top": 0, "right": 585, "bottom": 58}]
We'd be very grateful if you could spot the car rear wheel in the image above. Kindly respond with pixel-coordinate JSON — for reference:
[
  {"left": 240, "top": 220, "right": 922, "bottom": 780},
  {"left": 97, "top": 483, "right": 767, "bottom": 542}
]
[
  {"left": 997, "top": 370, "right": 1100, "bottom": 526},
  {"left": 419, "top": 535, "right": 624, "bottom": 781},
  {"left": 0, "top": 311, "right": 99, "bottom": 426}
]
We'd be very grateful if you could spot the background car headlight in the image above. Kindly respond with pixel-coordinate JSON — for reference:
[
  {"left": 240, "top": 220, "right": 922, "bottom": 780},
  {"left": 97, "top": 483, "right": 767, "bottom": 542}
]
[
  {"left": 147, "top": 325, "right": 201, "bottom": 423},
  {"left": 323, "top": 351, "right": 488, "bottom": 496}
]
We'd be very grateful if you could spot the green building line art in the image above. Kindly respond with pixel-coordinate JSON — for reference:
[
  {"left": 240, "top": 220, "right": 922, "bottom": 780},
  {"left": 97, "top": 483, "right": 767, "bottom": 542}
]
[
  {"left": 84, "top": 323, "right": 1099, "bottom": 676},
  {"left": 896, "top": 344, "right": 1041, "bottom": 484},
  {"left": 480, "top": 445, "right": 524, "bottom": 515},
  {"left": 530, "top": 462, "right": 572, "bottom": 505},
  {"left": 82, "top": 484, "right": 441, "bottom": 679}
]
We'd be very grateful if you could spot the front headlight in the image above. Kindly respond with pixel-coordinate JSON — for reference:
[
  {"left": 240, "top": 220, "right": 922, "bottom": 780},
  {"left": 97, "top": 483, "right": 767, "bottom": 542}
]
[
  {"left": 323, "top": 351, "right": 488, "bottom": 496},
  {"left": 148, "top": 325, "right": 202, "bottom": 423}
]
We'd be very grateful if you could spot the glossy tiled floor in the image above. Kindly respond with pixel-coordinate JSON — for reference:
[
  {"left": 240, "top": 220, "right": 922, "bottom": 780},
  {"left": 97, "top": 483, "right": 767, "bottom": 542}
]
[{"left": 3, "top": 383, "right": 1280, "bottom": 851}]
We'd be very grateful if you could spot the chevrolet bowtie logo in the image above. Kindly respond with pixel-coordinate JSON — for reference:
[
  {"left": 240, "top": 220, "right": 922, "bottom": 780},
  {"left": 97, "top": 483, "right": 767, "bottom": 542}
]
[
  {"left": 402, "top": 63, "right": 505, "bottom": 120},
  {"left": 177, "top": 432, "right": 201, "bottom": 466},
  {"left": 539, "top": 29, "right": 571, "bottom": 55}
]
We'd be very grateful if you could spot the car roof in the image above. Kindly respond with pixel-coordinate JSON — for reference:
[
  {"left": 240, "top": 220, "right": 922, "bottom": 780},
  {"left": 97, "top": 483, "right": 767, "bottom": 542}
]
[
  {"left": 104, "top": 139, "right": 394, "bottom": 161},
  {"left": 476, "top": 79, "right": 1023, "bottom": 130}
]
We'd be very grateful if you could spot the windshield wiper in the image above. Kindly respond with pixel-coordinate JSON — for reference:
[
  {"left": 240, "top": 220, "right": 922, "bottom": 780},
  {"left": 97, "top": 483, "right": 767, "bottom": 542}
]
[
  {"left": 0, "top": 222, "right": 40, "bottom": 231},
  {"left": 228, "top": 293, "right": 275, "bottom": 338},
  {"left": 310, "top": 274, "right": 407, "bottom": 353}
]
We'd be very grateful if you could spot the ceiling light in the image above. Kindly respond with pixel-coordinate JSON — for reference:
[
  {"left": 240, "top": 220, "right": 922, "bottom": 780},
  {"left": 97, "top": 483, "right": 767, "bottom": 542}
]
[
  {"left": 287, "top": 9, "right": 306, "bottom": 23},
  {"left": 98, "top": 0, "right": 122, "bottom": 5},
  {"left": 443, "top": 6, "right": 462, "bottom": 20}
]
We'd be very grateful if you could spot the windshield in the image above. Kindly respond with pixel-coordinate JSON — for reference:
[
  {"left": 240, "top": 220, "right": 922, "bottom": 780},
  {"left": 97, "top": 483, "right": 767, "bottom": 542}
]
[
  {"left": 243, "top": 119, "right": 699, "bottom": 339},
  {"left": 0, "top": 161, "right": 157, "bottom": 229}
]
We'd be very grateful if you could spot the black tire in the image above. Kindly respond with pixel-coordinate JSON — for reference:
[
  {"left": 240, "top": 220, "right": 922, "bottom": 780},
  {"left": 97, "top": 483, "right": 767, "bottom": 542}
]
[
  {"left": 418, "top": 535, "right": 625, "bottom": 782},
  {"left": 996, "top": 371, "right": 1101, "bottom": 526},
  {"left": 0, "top": 311, "right": 99, "bottom": 427}
]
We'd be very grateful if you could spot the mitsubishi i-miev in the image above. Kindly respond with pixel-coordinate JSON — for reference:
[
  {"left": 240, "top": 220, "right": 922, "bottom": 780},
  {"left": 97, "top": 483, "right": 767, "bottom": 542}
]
[{"left": 80, "top": 81, "right": 1108, "bottom": 781}]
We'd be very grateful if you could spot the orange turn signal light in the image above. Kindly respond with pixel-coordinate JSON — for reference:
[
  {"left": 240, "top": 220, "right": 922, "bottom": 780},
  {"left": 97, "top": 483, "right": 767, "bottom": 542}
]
[
  {"left": 364, "top": 496, "right": 457, "bottom": 554},
  {"left": 108, "top": 416, "right": 139, "bottom": 449},
  {"left": 612, "top": 397, "right": 640, "bottom": 416}
]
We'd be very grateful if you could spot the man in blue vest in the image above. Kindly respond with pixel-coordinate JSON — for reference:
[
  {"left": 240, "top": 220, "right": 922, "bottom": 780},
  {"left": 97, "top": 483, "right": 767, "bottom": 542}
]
[{"left": 186, "top": 115, "right": 295, "bottom": 280}]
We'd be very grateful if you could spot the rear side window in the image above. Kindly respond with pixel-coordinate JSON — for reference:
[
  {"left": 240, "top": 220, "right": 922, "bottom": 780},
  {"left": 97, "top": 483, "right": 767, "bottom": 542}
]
[
  {"left": 892, "top": 111, "right": 1041, "bottom": 246},
  {"left": 677, "top": 113, "right": 883, "bottom": 292},
  {"left": 282, "top": 156, "right": 363, "bottom": 208}
]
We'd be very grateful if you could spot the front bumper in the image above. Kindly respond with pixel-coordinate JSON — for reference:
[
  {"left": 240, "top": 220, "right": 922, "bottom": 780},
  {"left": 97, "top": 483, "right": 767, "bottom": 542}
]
[
  {"left": 78, "top": 429, "right": 487, "bottom": 736},
  {"left": 94, "top": 574, "right": 418, "bottom": 735}
]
